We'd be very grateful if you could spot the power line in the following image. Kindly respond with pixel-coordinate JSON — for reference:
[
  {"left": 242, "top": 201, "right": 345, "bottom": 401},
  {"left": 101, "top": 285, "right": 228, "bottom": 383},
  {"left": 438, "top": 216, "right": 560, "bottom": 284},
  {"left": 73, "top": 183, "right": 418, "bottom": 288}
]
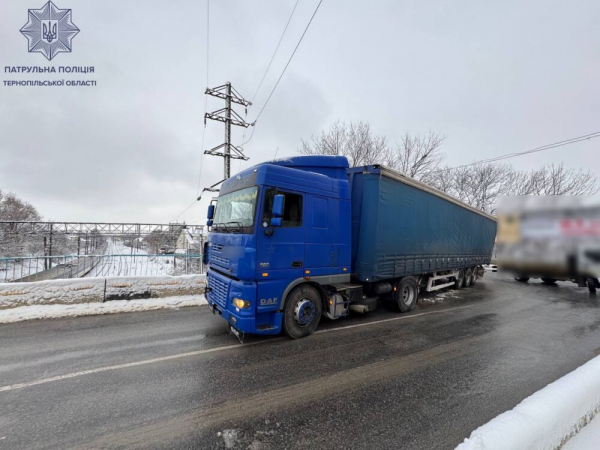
[
  {"left": 244, "top": 0, "right": 325, "bottom": 148},
  {"left": 171, "top": 199, "right": 198, "bottom": 223},
  {"left": 174, "top": 0, "right": 324, "bottom": 221},
  {"left": 240, "top": 0, "right": 301, "bottom": 161},
  {"left": 432, "top": 131, "right": 600, "bottom": 174},
  {"left": 251, "top": 0, "right": 301, "bottom": 103},
  {"left": 254, "top": 0, "right": 324, "bottom": 122}
]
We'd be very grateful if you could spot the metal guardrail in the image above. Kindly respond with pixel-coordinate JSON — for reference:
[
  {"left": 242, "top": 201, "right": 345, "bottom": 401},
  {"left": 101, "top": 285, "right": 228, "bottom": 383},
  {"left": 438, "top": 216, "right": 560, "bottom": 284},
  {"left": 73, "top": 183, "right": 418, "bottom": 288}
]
[{"left": 0, "top": 254, "right": 204, "bottom": 283}]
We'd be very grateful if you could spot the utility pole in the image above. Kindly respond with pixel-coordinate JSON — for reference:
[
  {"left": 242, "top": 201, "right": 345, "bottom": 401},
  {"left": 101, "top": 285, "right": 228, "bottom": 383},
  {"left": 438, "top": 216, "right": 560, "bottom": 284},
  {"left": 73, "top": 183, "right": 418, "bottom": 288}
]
[{"left": 203, "top": 82, "right": 253, "bottom": 180}]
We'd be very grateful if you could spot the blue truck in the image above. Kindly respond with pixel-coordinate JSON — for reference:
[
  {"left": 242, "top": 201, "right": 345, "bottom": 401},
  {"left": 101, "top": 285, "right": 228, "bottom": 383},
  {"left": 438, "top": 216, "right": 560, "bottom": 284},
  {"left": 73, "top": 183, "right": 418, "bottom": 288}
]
[{"left": 205, "top": 155, "right": 497, "bottom": 339}]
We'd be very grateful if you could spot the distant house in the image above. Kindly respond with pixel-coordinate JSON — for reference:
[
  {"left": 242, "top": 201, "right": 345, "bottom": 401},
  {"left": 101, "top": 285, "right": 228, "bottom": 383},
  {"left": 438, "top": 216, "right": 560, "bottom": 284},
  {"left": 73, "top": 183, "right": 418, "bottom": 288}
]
[{"left": 175, "top": 227, "right": 203, "bottom": 254}]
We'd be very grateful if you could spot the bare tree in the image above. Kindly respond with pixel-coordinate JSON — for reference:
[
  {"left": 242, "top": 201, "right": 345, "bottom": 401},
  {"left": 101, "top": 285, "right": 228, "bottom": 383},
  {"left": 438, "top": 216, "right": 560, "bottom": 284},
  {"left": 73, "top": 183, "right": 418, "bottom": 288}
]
[
  {"left": 431, "top": 163, "right": 598, "bottom": 215},
  {"left": 300, "top": 120, "right": 387, "bottom": 167},
  {"left": 536, "top": 164, "right": 596, "bottom": 196},
  {"left": 386, "top": 132, "right": 445, "bottom": 181},
  {"left": 0, "top": 190, "right": 42, "bottom": 222},
  {"left": 0, "top": 190, "right": 43, "bottom": 257},
  {"left": 301, "top": 121, "right": 597, "bottom": 216}
]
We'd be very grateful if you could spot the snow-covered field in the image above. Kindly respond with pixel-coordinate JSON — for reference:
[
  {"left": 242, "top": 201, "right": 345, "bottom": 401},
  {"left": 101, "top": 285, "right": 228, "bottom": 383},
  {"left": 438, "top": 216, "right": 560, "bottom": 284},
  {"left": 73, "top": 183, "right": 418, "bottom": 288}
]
[
  {"left": 85, "top": 240, "right": 181, "bottom": 278},
  {"left": 456, "top": 355, "right": 600, "bottom": 450},
  {"left": 0, "top": 295, "right": 207, "bottom": 324}
]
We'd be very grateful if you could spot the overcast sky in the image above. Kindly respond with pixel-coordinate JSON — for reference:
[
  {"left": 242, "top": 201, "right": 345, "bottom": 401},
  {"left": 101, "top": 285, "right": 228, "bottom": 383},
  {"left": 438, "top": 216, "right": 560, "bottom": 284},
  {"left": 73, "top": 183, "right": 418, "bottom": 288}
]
[{"left": 0, "top": 0, "right": 598, "bottom": 224}]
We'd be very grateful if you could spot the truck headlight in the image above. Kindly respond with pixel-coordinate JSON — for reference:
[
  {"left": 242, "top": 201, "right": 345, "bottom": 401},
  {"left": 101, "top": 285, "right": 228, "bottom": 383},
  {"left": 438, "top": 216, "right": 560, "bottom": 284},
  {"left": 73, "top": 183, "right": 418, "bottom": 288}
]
[{"left": 233, "top": 298, "right": 250, "bottom": 309}]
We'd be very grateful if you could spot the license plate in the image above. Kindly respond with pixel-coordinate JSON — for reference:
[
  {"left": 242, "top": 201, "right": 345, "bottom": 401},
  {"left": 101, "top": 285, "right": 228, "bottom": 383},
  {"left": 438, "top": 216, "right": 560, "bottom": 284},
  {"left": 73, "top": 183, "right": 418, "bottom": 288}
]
[{"left": 230, "top": 326, "right": 240, "bottom": 338}]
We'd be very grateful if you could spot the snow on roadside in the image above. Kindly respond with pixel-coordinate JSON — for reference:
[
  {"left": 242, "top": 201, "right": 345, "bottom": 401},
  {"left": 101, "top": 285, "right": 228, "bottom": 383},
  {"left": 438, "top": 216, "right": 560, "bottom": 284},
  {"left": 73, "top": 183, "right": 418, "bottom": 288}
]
[
  {"left": 563, "top": 413, "right": 600, "bottom": 449},
  {"left": 0, "top": 295, "right": 207, "bottom": 324},
  {"left": 0, "top": 274, "right": 206, "bottom": 309},
  {"left": 456, "top": 355, "right": 600, "bottom": 450},
  {"left": 420, "top": 289, "right": 460, "bottom": 304}
]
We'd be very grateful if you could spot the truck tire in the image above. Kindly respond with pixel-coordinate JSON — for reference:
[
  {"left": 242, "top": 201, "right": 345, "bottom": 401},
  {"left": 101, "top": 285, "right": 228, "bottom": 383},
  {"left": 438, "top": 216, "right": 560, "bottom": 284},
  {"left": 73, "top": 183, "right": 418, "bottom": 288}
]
[
  {"left": 515, "top": 277, "right": 530, "bottom": 282},
  {"left": 283, "top": 284, "right": 322, "bottom": 339},
  {"left": 588, "top": 278, "right": 597, "bottom": 294},
  {"left": 453, "top": 269, "right": 465, "bottom": 289},
  {"left": 469, "top": 266, "right": 477, "bottom": 286},
  {"left": 464, "top": 267, "right": 474, "bottom": 287},
  {"left": 541, "top": 278, "right": 557, "bottom": 285},
  {"left": 389, "top": 277, "right": 418, "bottom": 312}
]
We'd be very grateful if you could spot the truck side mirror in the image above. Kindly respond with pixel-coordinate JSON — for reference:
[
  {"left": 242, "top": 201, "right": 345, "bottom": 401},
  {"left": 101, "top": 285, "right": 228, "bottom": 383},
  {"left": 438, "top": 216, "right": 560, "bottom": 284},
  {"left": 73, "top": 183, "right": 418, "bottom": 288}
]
[
  {"left": 271, "top": 194, "right": 285, "bottom": 227},
  {"left": 207, "top": 204, "right": 215, "bottom": 227}
]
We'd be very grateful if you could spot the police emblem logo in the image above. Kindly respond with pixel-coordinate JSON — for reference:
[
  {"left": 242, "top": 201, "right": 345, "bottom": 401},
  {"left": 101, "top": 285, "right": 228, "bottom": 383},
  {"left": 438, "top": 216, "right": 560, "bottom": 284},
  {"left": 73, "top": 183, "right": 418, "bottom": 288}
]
[{"left": 20, "top": 1, "right": 79, "bottom": 61}]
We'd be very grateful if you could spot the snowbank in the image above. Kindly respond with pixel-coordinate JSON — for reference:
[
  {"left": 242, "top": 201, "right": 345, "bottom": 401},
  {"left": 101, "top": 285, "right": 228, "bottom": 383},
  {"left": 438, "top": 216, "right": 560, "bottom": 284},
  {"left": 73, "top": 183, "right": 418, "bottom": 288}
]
[
  {"left": 0, "top": 295, "right": 207, "bottom": 324},
  {"left": 456, "top": 355, "right": 600, "bottom": 450},
  {"left": 563, "top": 413, "right": 600, "bottom": 449},
  {"left": 0, "top": 274, "right": 206, "bottom": 309}
]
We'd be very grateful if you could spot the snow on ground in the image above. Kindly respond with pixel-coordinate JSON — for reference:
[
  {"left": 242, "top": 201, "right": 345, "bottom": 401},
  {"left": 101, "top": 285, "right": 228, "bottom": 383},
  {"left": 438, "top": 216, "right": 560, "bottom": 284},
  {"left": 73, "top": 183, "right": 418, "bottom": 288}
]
[
  {"left": 420, "top": 289, "right": 460, "bottom": 304},
  {"left": 456, "top": 355, "right": 600, "bottom": 450},
  {"left": 0, "top": 274, "right": 206, "bottom": 309},
  {"left": 563, "top": 413, "right": 600, "bottom": 449},
  {"left": 0, "top": 295, "right": 207, "bottom": 324},
  {"left": 86, "top": 239, "right": 177, "bottom": 278}
]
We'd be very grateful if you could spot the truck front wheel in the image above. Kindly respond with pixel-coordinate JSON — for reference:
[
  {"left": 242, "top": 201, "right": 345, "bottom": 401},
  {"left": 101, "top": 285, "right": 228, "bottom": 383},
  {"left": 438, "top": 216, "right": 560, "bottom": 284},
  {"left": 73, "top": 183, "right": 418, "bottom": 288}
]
[{"left": 283, "top": 285, "right": 322, "bottom": 339}]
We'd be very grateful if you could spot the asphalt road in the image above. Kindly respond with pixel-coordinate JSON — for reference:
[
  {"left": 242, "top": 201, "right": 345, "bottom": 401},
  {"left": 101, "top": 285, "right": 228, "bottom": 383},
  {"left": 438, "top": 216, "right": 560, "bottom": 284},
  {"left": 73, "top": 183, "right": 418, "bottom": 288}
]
[{"left": 1, "top": 272, "right": 600, "bottom": 450}]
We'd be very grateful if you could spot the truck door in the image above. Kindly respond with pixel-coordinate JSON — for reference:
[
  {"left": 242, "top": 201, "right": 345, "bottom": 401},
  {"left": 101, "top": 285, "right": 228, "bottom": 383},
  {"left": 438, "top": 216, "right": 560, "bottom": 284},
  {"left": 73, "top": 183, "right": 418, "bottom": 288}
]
[
  {"left": 305, "top": 195, "right": 339, "bottom": 268},
  {"left": 257, "top": 187, "right": 305, "bottom": 271}
]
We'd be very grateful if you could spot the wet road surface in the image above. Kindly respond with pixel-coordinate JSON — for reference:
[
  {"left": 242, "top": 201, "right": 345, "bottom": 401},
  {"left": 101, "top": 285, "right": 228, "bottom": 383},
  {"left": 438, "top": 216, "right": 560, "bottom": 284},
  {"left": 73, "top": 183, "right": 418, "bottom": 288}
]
[{"left": 1, "top": 272, "right": 600, "bottom": 449}]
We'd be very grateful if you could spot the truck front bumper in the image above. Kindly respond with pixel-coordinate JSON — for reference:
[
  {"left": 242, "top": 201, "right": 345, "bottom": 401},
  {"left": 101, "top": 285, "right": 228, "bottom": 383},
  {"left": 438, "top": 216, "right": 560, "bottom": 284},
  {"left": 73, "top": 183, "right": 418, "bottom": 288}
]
[
  {"left": 207, "top": 301, "right": 282, "bottom": 335},
  {"left": 206, "top": 269, "right": 282, "bottom": 335}
]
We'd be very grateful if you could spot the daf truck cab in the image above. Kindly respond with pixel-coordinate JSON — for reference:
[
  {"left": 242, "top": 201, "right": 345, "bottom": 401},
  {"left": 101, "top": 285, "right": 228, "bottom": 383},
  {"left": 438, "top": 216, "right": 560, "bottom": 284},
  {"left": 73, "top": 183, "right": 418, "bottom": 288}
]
[{"left": 205, "top": 156, "right": 351, "bottom": 339}]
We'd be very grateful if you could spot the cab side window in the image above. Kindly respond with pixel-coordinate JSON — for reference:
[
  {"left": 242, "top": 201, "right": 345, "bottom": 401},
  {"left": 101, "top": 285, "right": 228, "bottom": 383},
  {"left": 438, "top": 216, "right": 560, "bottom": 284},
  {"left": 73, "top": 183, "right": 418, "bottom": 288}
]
[{"left": 262, "top": 189, "right": 303, "bottom": 227}]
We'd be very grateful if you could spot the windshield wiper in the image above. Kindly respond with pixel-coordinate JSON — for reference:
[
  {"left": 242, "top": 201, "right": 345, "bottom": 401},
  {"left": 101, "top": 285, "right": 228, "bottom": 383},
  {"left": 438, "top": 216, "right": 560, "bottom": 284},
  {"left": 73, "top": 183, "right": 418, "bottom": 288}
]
[
  {"left": 212, "top": 221, "right": 245, "bottom": 233},
  {"left": 225, "top": 221, "right": 244, "bottom": 233}
]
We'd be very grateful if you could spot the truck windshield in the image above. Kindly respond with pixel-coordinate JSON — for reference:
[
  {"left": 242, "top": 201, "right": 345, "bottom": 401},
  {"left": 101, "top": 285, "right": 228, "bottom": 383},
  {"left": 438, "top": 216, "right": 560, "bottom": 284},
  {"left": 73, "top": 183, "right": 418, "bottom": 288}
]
[{"left": 213, "top": 186, "right": 258, "bottom": 232}]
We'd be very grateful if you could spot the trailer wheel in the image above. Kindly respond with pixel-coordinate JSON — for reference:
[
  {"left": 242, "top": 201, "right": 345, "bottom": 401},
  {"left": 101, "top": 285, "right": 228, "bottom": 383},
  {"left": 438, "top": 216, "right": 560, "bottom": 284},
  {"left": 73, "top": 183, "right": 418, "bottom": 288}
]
[
  {"left": 283, "top": 284, "right": 322, "bottom": 339},
  {"left": 395, "top": 277, "right": 418, "bottom": 312},
  {"left": 464, "top": 268, "right": 474, "bottom": 287},
  {"left": 515, "top": 277, "right": 530, "bottom": 282},
  {"left": 541, "top": 278, "right": 557, "bottom": 285},
  {"left": 469, "top": 266, "right": 477, "bottom": 286},
  {"left": 453, "top": 269, "right": 465, "bottom": 289}
]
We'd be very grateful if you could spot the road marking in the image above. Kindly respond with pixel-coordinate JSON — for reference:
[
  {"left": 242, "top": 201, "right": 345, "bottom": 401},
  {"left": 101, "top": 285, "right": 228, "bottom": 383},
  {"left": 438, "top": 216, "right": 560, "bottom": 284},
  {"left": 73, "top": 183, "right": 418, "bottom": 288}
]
[
  {"left": 0, "top": 341, "right": 273, "bottom": 393},
  {"left": 0, "top": 304, "right": 476, "bottom": 393}
]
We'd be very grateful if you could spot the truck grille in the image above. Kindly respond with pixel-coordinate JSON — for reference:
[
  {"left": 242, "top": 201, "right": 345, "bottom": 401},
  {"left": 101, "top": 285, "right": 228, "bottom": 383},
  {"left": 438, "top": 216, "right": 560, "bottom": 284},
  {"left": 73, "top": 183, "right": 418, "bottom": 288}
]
[
  {"left": 208, "top": 272, "right": 228, "bottom": 309},
  {"left": 210, "top": 244, "right": 229, "bottom": 267}
]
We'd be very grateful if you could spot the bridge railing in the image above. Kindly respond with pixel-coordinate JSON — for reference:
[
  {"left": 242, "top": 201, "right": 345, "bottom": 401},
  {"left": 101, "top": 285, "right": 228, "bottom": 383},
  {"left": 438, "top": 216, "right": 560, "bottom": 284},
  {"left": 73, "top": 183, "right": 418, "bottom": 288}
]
[{"left": 0, "top": 254, "right": 204, "bottom": 283}]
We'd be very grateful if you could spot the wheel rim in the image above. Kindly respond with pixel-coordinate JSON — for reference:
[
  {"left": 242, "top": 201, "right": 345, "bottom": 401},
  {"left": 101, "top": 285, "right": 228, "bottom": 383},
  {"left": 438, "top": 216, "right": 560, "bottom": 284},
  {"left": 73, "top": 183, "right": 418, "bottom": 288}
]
[
  {"left": 457, "top": 270, "right": 464, "bottom": 285},
  {"left": 294, "top": 299, "right": 315, "bottom": 326},
  {"left": 401, "top": 285, "right": 414, "bottom": 306}
]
